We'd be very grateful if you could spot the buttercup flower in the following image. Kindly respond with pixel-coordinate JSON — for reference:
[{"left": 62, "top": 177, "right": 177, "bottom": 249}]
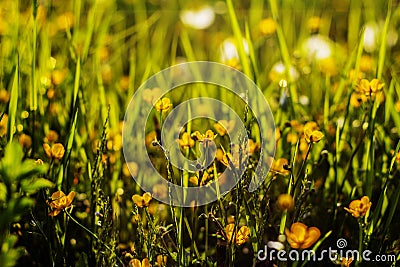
[
  {"left": 132, "top": 192, "right": 152, "bottom": 208},
  {"left": 271, "top": 158, "right": 290, "bottom": 175},
  {"left": 178, "top": 132, "right": 195, "bottom": 149},
  {"left": 130, "top": 258, "right": 152, "bottom": 267},
  {"left": 47, "top": 191, "right": 75, "bottom": 216},
  {"left": 285, "top": 222, "right": 321, "bottom": 249},
  {"left": 344, "top": 196, "right": 372, "bottom": 218},
  {"left": 304, "top": 125, "right": 324, "bottom": 143},
  {"left": 193, "top": 130, "right": 215, "bottom": 142},
  {"left": 154, "top": 97, "right": 172, "bottom": 112},
  {"left": 277, "top": 194, "right": 294, "bottom": 210},
  {"left": 259, "top": 18, "right": 276, "bottom": 36},
  {"left": 225, "top": 223, "right": 250, "bottom": 245},
  {"left": 356, "top": 78, "right": 384, "bottom": 96},
  {"left": 43, "top": 143, "right": 65, "bottom": 160},
  {"left": 213, "top": 120, "right": 235, "bottom": 136},
  {"left": 156, "top": 254, "right": 167, "bottom": 266}
]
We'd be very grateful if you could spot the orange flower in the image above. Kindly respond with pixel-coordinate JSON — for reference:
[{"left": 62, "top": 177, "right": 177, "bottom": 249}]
[
  {"left": 154, "top": 97, "right": 172, "bottom": 112},
  {"left": 43, "top": 143, "right": 65, "bottom": 160},
  {"left": 277, "top": 194, "right": 294, "bottom": 210},
  {"left": 285, "top": 222, "right": 321, "bottom": 249},
  {"left": 225, "top": 223, "right": 250, "bottom": 245},
  {"left": 47, "top": 191, "right": 75, "bottom": 216},
  {"left": 344, "top": 196, "right": 372, "bottom": 218},
  {"left": 130, "top": 258, "right": 152, "bottom": 267},
  {"left": 132, "top": 192, "right": 152, "bottom": 208},
  {"left": 178, "top": 132, "right": 195, "bottom": 149}
]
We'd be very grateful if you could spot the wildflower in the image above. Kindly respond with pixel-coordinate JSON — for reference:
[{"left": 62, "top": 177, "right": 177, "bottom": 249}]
[
  {"left": 43, "top": 143, "right": 65, "bottom": 160},
  {"left": 129, "top": 258, "right": 152, "bottom": 267},
  {"left": 192, "top": 130, "right": 216, "bottom": 147},
  {"left": 154, "top": 97, "right": 172, "bottom": 112},
  {"left": 219, "top": 151, "right": 241, "bottom": 169},
  {"left": 213, "top": 120, "right": 235, "bottom": 136},
  {"left": 270, "top": 158, "right": 290, "bottom": 176},
  {"left": 247, "top": 139, "right": 260, "bottom": 154},
  {"left": 178, "top": 132, "right": 195, "bottom": 149},
  {"left": 259, "top": 18, "right": 276, "bottom": 36},
  {"left": 52, "top": 69, "right": 67, "bottom": 85},
  {"left": 18, "top": 134, "right": 32, "bottom": 148},
  {"left": 156, "top": 255, "right": 167, "bottom": 266},
  {"left": 0, "top": 114, "right": 8, "bottom": 137},
  {"left": 307, "top": 16, "right": 321, "bottom": 32},
  {"left": 193, "top": 130, "right": 215, "bottom": 142},
  {"left": 304, "top": 124, "right": 324, "bottom": 143},
  {"left": 344, "top": 196, "right": 372, "bottom": 218},
  {"left": 132, "top": 192, "right": 152, "bottom": 208},
  {"left": 47, "top": 191, "right": 75, "bottom": 216},
  {"left": 285, "top": 222, "right": 321, "bottom": 249},
  {"left": 277, "top": 194, "right": 294, "bottom": 210},
  {"left": 44, "top": 130, "right": 59, "bottom": 143},
  {"left": 0, "top": 88, "right": 10, "bottom": 103},
  {"left": 225, "top": 223, "right": 250, "bottom": 245},
  {"left": 340, "top": 257, "right": 353, "bottom": 267},
  {"left": 356, "top": 79, "right": 384, "bottom": 96}
]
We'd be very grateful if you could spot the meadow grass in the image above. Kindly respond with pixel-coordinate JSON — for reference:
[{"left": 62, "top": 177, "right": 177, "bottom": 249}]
[{"left": 0, "top": 0, "right": 400, "bottom": 266}]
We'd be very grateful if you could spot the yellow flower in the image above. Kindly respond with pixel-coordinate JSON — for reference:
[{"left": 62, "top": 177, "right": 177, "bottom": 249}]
[
  {"left": 45, "top": 130, "right": 59, "bottom": 143},
  {"left": 356, "top": 78, "right": 384, "bottom": 96},
  {"left": 178, "top": 132, "right": 195, "bottom": 149},
  {"left": 259, "top": 18, "right": 276, "bottom": 36},
  {"left": 285, "top": 222, "right": 321, "bottom": 249},
  {"left": 129, "top": 258, "right": 152, "bottom": 267},
  {"left": 304, "top": 124, "right": 324, "bottom": 143},
  {"left": 213, "top": 120, "right": 235, "bottom": 136},
  {"left": 277, "top": 194, "right": 294, "bottom": 210},
  {"left": 0, "top": 114, "right": 8, "bottom": 137},
  {"left": 47, "top": 191, "right": 75, "bottom": 216},
  {"left": 156, "top": 255, "right": 167, "bottom": 266},
  {"left": 132, "top": 192, "right": 152, "bottom": 208},
  {"left": 344, "top": 196, "right": 372, "bottom": 218},
  {"left": 154, "top": 97, "right": 172, "bottom": 112},
  {"left": 270, "top": 158, "right": 290, "bottom": 175},
  {"left": 43, "top": 143, "right": 65, "bottom": 160},
  {"left": 225, "top": 223, "right": 250, "bottom": 245},
  {"left": 18, "top": 134, "right": 32, "bottom": 148},
  {"left": 193, "top": 130, "right": 215, "bottom": 142},
  {"left": 307, "top": 16, "right": 321, "bottom": 32},
  {"left": 247, "top": 139, "right": 260, "bottom": 155},
  {"left": 0, "top": 88, "right": 10, "bottom": 103}
]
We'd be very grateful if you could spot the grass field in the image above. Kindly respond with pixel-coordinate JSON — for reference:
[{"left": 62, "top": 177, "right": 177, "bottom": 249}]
[{"left": 1, "top": 0, "right": 400, "bottom": 266}]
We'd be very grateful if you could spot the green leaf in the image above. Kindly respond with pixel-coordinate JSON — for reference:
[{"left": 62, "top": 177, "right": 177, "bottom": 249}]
[
  {"left": 7, "top": 66, "right": 18, "bottom": 144},
  {"left": 0, "top": 142, "right": 24, "bottom": 182},
  {"left": 21, "top": 178, "right": 54, "bottom": 194}
]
